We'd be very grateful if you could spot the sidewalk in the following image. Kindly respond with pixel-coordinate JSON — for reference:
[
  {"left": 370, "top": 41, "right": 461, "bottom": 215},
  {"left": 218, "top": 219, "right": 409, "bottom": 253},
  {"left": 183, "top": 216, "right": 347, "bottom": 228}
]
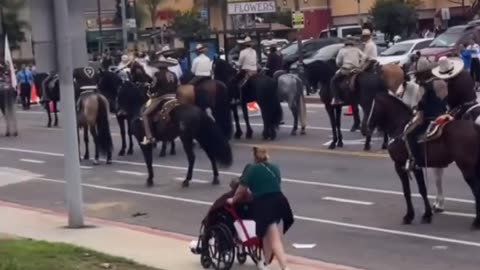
[{"left": 0, "top": 201, "right": 360, "bottom": 270}]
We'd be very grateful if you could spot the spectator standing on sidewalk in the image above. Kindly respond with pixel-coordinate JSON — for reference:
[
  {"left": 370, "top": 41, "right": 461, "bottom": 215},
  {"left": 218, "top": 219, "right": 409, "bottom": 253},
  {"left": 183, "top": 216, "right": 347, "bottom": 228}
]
[
  {"left": 16, "top": 64, "right": 33, "bottom": 110},
  {"left": 467, "top": 40, "right": 480, "bottom": 90}
]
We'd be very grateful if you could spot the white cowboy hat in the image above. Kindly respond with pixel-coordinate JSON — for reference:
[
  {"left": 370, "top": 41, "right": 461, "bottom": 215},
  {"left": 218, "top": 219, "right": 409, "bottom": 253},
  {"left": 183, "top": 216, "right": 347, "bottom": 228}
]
[
  {"left": 362, "top": 29, "right": 372, "bottom": 36},
  {"left": 237, "top": 36, "right": 253, "bottom": 44},
  {"left": 195, "top": 43, "right": 207, "bottom": 52},
  {"left": 154, "top": 57, "right": 179, "bottom": 68},
  {"left": 431, "top": 56, "right": 464, "bottom": 79},
  {"left": 408, "top": 56, "right": 437, "bottom": 75},
  {"left": 155, "top": 45, "right": 176, "bottom": 56}
]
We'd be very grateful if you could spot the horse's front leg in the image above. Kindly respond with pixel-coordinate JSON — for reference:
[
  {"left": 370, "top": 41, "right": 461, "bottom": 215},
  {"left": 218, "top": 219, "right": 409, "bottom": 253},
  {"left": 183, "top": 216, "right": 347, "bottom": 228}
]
[
  {"left": 351, "top": 104, "right": 360, "bottom": 132},
  {"left": 53, "top": 102, "right": 58, "bottom": 127},
  {"left": 180, "top": 136, "right": 195, "bottom": 188},
  {"left": 241, "top": 102, "right": 253, "bottom": 139},
  {"left": 335, "top": 106, "right": 343, "bottom": 148},
  {"left": 382, "top": 132, "right": 389, "bottom": 150},
  {"left": 364, "top": 135, "right": 372, "bottom": 151},
  {"left": 90, "top": 126, "right": 100, "bottom": 165},
  {"left": 159, "top": 141, "right": 167, "bottom": 157},
  {"left": 170, "top": 140, "right": 176, "bottom": 155},
  {"left": 413, "top": 168, "right": 433, "bottom": 224},
  {"left": 325, "top": 104, "right": 338, "bottom": 149},
  {"left": 232, "top": 104, "right": 243, "bottom": 139},
  {"left": 46, "top": 103, "right": 52, "bottom": 128},
  {"left": 127, "top": 116, "right": 134, "bottom": 155},
  {"left": 117, "top": 116, "right": 127, "bottom": 156},
  {"left": 289, "top": 102, "right": 298, "bottom": 136},
  {"left": 83, "top": 125, "right": 90, "bottom": 160},
  {"left": 139, "top": 143, "right": 154, "bottom": 187},
  {"left": 432, "top": 168, "right": 445, "bottom": 213},
  {"left": 395, "top": 163, "right": 415, "bottom": 224}
]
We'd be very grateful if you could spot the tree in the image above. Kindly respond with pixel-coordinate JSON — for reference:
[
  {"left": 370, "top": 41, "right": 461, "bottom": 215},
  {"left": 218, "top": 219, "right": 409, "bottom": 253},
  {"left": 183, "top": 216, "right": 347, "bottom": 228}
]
[
  {"left": 171, "top": 10, "right": 209, "bottom": 39},
  {"left": 370, "top": 0, "right": 418, "bottom": 41},
  {"left": 262, "top": 9, "right": 292, "bottom": 27},
  {"left": 0, "top": 0, "right": 29, "bottom": 49}
]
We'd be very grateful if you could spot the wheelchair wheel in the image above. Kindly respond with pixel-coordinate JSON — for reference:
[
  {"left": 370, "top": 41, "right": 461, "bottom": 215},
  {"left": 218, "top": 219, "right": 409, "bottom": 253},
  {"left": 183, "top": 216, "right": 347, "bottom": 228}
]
[
  {"left": 248, "top": 245, "right": 273, "bottom": 265},
  {"left": 236, "top": 246, "right": 247, "bottom": 265},
  {"left": 203, "top": 224, "right": 235, "bottom": 270}
]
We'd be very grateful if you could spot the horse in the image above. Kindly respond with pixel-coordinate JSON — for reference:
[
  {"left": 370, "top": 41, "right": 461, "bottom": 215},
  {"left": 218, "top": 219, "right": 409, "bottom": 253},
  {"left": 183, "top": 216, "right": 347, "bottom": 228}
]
[
  {"left": 33, "top": 72, "right": 60, "bottom": 127},
  {"left": 0, "top": 81, "right": 18, "bottom": 136},
  {"left": 362, "top": 92, "right": 480, "bottom": 228},
  {"left": 212, "top": 58, "right": 283, "bottom": 140},
  {"left": 125, "top": 90, "right": 233, "bottom": 187},
  {"left": 74, "top": 67, "right": 114, "bottom": 165},
  {"left": 303, "top": 60, "right": 388, "bottom": 150}
]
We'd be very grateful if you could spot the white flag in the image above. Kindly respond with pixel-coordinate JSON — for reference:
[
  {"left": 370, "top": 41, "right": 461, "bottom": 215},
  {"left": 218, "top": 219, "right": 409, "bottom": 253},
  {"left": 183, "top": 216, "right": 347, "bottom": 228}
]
[{"left": 4, "top": 35, "right": 17, "bottom": 88}]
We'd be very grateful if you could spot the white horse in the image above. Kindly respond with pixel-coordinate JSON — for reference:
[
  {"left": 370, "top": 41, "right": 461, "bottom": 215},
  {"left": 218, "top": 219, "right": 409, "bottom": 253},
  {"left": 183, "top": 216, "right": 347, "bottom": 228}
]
[{"left": 396, "top": 80, "right": 446, "bottom": 212}]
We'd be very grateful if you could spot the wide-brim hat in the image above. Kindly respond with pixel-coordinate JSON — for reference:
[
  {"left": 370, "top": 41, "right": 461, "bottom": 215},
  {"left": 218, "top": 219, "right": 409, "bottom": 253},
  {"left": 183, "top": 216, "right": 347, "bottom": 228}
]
[
  {"left": 237, "top": 36, "right": 253, "bottom": 45},
  {"left": 407, "top": 57, "right": 437, "bottom": 75},
  {"left": 344, "top": 35, "right": 356, "bottom": 45},
  {"left": 155, "top": 45, "right": 177, "bottom": 57},
  {"left": 362, "top": 29, "right": 372, "bottom": 36},
  {"left": 195, "top": 43, "right": 208, "bottom": 52},
  {"left": 152, "top": 57, "right": 179, "bottom": 68},
  {"left": 431, "top": 56, "right": 464, "bottom": 79}
]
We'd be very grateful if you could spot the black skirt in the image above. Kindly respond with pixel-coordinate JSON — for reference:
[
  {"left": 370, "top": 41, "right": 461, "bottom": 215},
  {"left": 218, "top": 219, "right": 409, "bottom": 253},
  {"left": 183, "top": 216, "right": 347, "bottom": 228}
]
[{"left": 251, "top": 192, "right": 294, "bottom": 239}]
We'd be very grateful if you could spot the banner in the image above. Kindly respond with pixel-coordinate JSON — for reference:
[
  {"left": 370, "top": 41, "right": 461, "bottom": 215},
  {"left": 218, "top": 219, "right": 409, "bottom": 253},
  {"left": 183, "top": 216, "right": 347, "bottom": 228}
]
[{"left": 4, "top": 35, "right": 17, "bottom": 88}]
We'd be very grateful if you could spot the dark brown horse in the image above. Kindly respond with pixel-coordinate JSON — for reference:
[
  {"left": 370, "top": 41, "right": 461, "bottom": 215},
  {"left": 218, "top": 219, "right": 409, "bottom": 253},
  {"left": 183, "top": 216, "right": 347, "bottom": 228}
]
[{"left": 362, "top": 93, "right": 480, "bottom": 228}]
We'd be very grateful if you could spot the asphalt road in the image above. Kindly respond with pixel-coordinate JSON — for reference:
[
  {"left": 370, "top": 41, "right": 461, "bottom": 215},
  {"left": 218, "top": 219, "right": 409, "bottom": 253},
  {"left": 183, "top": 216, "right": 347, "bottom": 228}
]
[{"left": 1, "top": 102, "right": 480, "bottom": 270}]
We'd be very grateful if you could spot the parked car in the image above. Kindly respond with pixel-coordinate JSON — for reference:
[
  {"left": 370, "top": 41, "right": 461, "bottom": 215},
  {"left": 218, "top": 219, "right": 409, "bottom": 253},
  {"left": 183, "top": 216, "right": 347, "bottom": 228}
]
[
  {"left": 290, "top": 43, "right": 344, "bottom": 71},
  {"left": 283, "top": 37, "right": 342, "bottom": 70},
  {"left": 319, "top": 25, "right": 363, "bottom": 38},
  {"left": 376, "top": 38, "right": 433, "bottom": 68},
  {"left": 419, "top": 24, "right": 480, "bottom": 61}
]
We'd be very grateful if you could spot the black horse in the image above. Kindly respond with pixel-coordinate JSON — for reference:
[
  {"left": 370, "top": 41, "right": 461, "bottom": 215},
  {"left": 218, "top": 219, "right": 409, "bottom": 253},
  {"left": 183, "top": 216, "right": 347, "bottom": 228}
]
[
  {"left": 303, "top": 60, "right": 388, "bottom": 150},
  {"left": 212, "top": 58, "right": 283, "bottom": 140},
  {"left": 118, "top": 79, "right": 233, "bottom": 187},
  {"left": 33, "top": 72, "right": 60, "bottom": 127}
]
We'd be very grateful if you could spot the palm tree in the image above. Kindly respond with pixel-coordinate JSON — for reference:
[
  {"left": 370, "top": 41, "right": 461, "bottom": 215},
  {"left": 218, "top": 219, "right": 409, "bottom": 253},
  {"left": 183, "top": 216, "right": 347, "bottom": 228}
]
[{"left": 0, "top": 0, "right": 29, "bottom": 49}]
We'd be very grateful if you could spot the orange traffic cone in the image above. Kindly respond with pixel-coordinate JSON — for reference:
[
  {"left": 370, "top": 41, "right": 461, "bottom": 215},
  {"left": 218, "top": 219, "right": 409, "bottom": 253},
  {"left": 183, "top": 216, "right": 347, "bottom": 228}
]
[
  {"left": 248, "top": 102, "right": 259, "bottom": 113},
  {"left": 344, "top": 106, "right": 353, "bottom": 116},
  {"left": 30, "top": 84, "right": 40, "bottom": 104}
]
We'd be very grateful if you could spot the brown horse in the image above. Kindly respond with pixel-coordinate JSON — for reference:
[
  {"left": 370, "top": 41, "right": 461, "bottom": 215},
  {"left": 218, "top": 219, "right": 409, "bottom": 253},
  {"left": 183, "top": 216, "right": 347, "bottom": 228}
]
[
  {"left": 77, "top": 90, "right": 113, "bottom": 165},
  {"left": 362, "top": 93, "right": 480, "bottom": 228}
]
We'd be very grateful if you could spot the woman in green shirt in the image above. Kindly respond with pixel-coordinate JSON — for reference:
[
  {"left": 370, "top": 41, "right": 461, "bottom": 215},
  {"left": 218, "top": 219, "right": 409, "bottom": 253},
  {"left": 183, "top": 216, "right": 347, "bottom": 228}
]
[{"left": 227, "top": 146, "right": 294, "bottom": 270}]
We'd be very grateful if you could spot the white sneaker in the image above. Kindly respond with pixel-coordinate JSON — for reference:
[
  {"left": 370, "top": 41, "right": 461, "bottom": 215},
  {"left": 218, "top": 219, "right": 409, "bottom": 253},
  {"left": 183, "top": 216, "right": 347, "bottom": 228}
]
[{"left": 256, "top": 260, "right": 270, "bottom": 270}]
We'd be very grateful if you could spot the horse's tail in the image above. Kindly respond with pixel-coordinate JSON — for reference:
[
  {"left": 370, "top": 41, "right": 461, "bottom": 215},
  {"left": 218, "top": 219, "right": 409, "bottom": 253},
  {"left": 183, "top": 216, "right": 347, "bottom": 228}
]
[
  {"left": 96, "top": 95, "right": 114, "bottom": 154},
  {"left": 195, "top": 110, "right": 233, "bottom": 167},
  {"left": 261, "top": 80, "right": 283, "bottom": 129},
  {"left": 213, "top": 81, "right": 233, "bottom": 139}
]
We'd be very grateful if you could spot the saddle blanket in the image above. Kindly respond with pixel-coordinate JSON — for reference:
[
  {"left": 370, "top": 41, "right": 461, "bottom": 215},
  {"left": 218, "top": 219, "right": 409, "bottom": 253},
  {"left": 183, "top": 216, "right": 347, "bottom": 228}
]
[{"left": 419, "top": 114, "right": 454, "bottom": 143}]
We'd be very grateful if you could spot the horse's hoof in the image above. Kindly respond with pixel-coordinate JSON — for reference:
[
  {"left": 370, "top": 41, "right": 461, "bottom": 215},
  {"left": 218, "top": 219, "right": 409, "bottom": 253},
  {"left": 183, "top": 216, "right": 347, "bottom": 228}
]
[
  {"left": 13, "top": 132, "right": 18, "bottom": 137},
  {"left": 328, "top": 143, "right": 336, "bottom": 150},
  {"left": 471, "top": 218, "right": 480, "bottom": 230},
  {"left": 300, "top": 128, "right": 306, "bottom": 135},
  {"left": 170, "top": 150, "right": 176, "bottom": 156},
  {"left": 5, "top": 132, "right": 10, "bottom": 137},
  {"left": 212, "top": 178, "right": 220, "bottom": 185},
  {"left": 47, "top": 123, "right": 51, "bottom": 128},
  {"left": 146, "top": 180, "right": 154, "bottom": 188},
  {"left": 106, "top": 160, "right": 112, "bottom": 165},
  {"left": 118, "top": 150, "right": 125, "bottom": 156},
  {"left": 246, "top": 131, "right": 253, "bottom": 139},
  {"left": 290, "top": 130, "right": 297, "bottom": 136},
  {"left": 234, "top": 132, "right": 243, "bottom": 139},
  {"left": 92, "top": 160, "right": 100, "bottom": 166},
  {"left": 182, "top": 180, "right": 190, "bottom": 188},
  {"left": 403, "top": 214, "right": 414, "bottom": 225},
  {"left": 350, "top": 125, "right": 360, "bottom": 132},
  {"left": 337, "top": 141, "right": 344, "bottom": 148},
  {"left": 159, "top": 152, "right": 166, "bottom": 158},
  {"left": 127, "top": 149, "right": 133, "bottom": 155},
  {"left": 83, "top": 155, "right": 90, "bottom": 160},
  {"left": 54, "top": 122, "right": 58, "bottom": 127},
  {"left": 363, "top": 145, "right": 371, "bottom": 151},
  {"left": 381, "top": 144, "right": 388, "bottom": 150},
  {"left": 421, "top": 214, "right": 433, "bottom": 224},
  {"left": 432, "top": 204, "right": 445, "bottom": 213}
]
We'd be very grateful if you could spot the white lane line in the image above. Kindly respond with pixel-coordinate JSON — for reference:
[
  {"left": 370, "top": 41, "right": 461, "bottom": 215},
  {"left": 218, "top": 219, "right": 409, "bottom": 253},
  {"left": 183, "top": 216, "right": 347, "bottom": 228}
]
[
  {"left": 80, "top": 166, "right": 93, "bottom": 170},
  {"left": 442, "top": 211, "right": 476, "bottom": 218},
  {"left": 323, "top": 196, "right": 373, "bottom": 206},
  {"left": 115, "top": 170, "right": 147, "bottom": 177},
  {"left": 35, "top": 176, "right": 480, "bottom": 249},
  {"left": 0, "top": 147, "right": 474, "bottom": 204},
  {"left": 19, "top": 158, "right": 45, "bottom": 164},
  {"left": 242, "top": 122, "right": 350, "bottom": 132},
  {"left": 173, "top": 177, "right": 209, "bottom": 184}
]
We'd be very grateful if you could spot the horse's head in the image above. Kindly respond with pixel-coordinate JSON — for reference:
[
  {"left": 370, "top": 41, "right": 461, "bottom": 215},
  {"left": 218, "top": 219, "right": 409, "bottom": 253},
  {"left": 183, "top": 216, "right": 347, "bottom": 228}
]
[{"left": 212, "top": 57, "right": 236, "bottom": 83}]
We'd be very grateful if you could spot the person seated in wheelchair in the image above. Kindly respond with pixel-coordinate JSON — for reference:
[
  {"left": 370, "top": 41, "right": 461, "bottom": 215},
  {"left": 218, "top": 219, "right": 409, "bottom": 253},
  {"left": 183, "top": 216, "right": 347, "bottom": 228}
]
[{"left": 227, "top": 146, "right": 294, "bottom": 270}]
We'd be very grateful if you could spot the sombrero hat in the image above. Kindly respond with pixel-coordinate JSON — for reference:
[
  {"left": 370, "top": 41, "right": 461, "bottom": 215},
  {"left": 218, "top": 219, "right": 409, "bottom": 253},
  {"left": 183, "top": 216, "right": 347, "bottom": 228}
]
[
  {"left": 152, "top": 57, "right": 179, "bottom": 68},
  {"left": 407, "top": 56, "right": 437, "bottom": 75},
  {"left": 195, "top": 43, "right": 208, "bottom": 53},
  {"left": 237, "top": 36, "right": 253, "bottom": 45},
  {"left": 155, "top": 45, "right": 177, "bottom": 57},
  {"left": 431, "top": 56, "right": 464, "bottom": 79}
]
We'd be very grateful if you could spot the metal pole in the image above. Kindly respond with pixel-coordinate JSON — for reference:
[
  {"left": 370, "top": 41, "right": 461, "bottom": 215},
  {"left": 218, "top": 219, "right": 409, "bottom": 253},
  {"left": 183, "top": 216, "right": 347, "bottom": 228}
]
[
  {"left": 294, "top": 0, "right": 303, "bottom": 65},
  {"left": 121, "top": 0, "right": 128, "bottom": 51},
  {"left": 53, "top": 0, "right": 84, "bottom": 228},
  {"left": 97, "top": 0, "right": 103, "bottom": 53}
]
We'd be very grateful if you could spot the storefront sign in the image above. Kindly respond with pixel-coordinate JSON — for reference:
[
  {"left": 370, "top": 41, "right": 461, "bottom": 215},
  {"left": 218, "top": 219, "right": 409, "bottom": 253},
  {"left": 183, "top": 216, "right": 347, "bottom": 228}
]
[{"left": 227, "top": 1, "right": 276, "bottom": 15}]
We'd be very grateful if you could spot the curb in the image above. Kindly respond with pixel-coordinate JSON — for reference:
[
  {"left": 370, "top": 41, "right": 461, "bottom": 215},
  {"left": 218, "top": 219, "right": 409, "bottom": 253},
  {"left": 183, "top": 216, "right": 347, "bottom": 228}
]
[{"left": 0, "top": 200, "right": 362, "bottom": 270}]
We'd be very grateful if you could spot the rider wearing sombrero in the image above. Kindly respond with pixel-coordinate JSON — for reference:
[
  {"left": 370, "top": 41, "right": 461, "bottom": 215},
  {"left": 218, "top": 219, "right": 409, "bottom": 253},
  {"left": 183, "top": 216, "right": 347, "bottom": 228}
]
[
  {"left": 330, "top": 35, "right": 366, "bottom": 105},
  {"left": 189, "top": 43, "right": 212, "bottom": 86},
  {"left": 431, "top": 56, "right": 478, "bottom": 120},
  {"left": 237, "top": 36, "right": 258, "bottom": 90},
  {"left": 404, "top": 57, "right": 448, "bottom": 170},
  {"left": 141, "top": 56, "right": 179, "bottom": 145}
]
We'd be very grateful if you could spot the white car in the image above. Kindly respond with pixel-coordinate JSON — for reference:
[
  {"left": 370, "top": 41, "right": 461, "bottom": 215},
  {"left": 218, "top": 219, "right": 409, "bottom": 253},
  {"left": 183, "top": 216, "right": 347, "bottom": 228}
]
[{"left": 376, "top": 38, "right": 433, "bottom": 67}]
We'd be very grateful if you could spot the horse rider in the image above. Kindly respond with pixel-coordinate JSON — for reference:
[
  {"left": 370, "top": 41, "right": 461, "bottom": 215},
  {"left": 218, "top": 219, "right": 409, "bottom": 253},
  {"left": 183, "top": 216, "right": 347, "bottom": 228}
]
[
  {"left": 404, "top": 57, "right": 448, "bottom": 170},
  {"left": 431, "top": 56, "right": 478, "bottom": 119},
  {"left": 237, "top": 36, "right": 258, "bottom": 90},
  {"left": 265, "top": 45, "right": 283, "bottom": 78},
  {"left": 189, "top": 43, "right": 212, "bottom": 86},
  {"left": 157, "top": 45, "right": 183, "bottom": 83},
  {"left": 141, "top": 58, "right": 179, "bottom": 145},
  {"left": 117, "top": 54, "right": 133, "bottom": 82},
  {"left": 330, "top": 36, "right": 367, "bottom": 105},
  {"left": 361, "top": 28, "right": 378, "bottom": 71}
]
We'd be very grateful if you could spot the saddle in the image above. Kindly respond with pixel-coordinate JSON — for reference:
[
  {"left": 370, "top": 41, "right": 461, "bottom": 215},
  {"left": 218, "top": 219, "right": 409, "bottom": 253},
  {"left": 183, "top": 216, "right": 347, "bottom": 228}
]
[
  {"left": 155, "top": 98, "right": 180, "bottom": 126},
  {"left": 340, "top": 68, "right": 362, "bottom": 92},
  {"left": 419, "top": 114, "right": 454, "bottom": 143}
]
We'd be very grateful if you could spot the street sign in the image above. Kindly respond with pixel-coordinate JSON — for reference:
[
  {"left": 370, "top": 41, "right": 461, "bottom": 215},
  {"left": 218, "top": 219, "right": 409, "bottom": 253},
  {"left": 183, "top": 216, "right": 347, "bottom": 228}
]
[
  {"left": 292, "top": 10, "right": 304, "bottom": 29},
  {"left": 441, "top": 8, "right": 450, "bottom": 21},
  {"left": 227, "top": 1, "right": 276, "bottom": 15},
  {"left": 126, "top": 18, "right": 137, "bottom": 29}
]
